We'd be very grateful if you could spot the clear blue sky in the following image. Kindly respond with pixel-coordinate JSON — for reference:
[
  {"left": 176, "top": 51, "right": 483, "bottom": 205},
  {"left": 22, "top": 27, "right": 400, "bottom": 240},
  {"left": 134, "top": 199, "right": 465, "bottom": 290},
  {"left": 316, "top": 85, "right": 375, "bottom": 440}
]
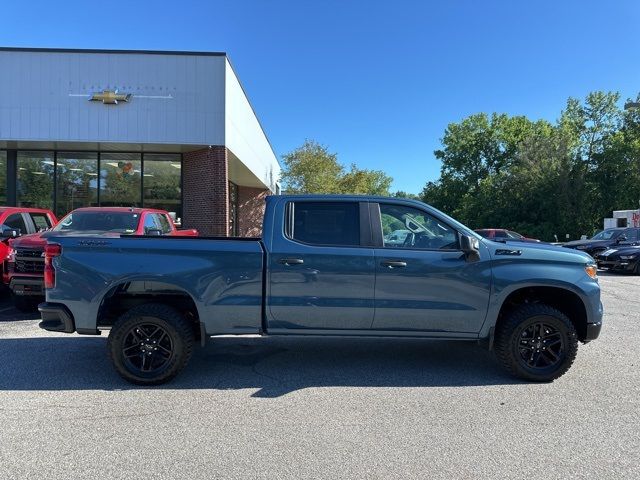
[{"left": 2, "top": 0, "right": 639, "bottom": 193}]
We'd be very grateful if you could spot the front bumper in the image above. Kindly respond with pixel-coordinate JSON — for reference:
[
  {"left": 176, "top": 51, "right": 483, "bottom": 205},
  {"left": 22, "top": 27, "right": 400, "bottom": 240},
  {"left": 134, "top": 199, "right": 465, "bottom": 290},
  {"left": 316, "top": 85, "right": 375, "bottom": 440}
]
[
  {"left": 584, "top": 321, "right": 602, "bottom": 342},
  {"left": 38, "top": 303, "right": 75, "bottom": 333},
  {"left": 10, "top": 277, "right": 44, "bottom": 296},
  {"left": 596, "top": 258, "right": 638, "bottom": 272}
]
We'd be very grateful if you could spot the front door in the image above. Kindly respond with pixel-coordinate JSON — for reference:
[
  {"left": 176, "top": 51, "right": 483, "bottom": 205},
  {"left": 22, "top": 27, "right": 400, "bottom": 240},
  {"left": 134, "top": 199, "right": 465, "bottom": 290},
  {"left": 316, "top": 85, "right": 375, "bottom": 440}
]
[
  {"left": 267, "top": 200, "right": 375, "bottom": 332},
  {"left": 373, "top": 202, "right": 492, "bottom": 334}
]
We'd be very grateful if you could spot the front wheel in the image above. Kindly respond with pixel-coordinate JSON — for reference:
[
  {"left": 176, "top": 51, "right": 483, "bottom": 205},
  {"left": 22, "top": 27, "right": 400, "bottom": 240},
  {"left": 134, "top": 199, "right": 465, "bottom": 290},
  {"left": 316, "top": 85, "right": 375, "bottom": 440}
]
[
  {"left": 494, "top": 304, "right": 578, "bottom": 382},
  {"left": 108, "top": 303, "right": 195, "bottom": 385}
]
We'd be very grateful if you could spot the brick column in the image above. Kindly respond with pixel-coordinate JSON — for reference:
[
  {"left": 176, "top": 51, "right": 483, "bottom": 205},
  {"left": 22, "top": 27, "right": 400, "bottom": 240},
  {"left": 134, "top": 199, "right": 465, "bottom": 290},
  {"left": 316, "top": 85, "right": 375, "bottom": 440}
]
[
  {"left": 238, "top": 186, "right": 269, "bottom": 237},
  {"left": 182, "top": 146, "right": 229, "bottom": 236}
]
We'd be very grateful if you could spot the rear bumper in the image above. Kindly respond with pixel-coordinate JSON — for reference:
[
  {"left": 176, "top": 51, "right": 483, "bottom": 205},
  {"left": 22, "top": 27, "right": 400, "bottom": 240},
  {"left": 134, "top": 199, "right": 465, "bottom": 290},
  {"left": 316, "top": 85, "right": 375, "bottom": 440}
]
[
  {"left": 10, "top": 277, "right": 44, "bottom": 296},
  {"left": 38, "top": 303, "right": 75, "bottom": 333}
]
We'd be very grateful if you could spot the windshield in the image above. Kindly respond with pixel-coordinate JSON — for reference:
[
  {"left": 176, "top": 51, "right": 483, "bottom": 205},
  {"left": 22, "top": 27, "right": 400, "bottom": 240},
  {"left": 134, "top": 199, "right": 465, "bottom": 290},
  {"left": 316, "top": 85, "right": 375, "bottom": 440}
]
[
  {"left": 53, "top": 211, "right": 140, "bottom": 234},
  {"left": 591, "top": 229, "right": 620, "bottom": 240}
]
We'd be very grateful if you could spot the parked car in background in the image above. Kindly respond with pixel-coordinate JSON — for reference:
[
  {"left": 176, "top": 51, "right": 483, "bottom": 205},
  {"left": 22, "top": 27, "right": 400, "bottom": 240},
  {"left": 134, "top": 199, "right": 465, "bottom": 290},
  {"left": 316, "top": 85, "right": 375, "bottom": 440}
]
[
  {"left": 4, "top": 207, "right": 197, "bottom": 310},
  {"left": 383, "top": 229, "right": 410, "bottom": 246},
  {"left": 563, "top": 227, "right": 640, "bottom": 258},
  {"left": 0, "top": 207, "right": 57, "bottom": 292},
  {"left": 474, "top": 228, "right": 541, "bottom": 243},
  {"left": 595, "top": 245, "right": 640, "bottom": 274}
]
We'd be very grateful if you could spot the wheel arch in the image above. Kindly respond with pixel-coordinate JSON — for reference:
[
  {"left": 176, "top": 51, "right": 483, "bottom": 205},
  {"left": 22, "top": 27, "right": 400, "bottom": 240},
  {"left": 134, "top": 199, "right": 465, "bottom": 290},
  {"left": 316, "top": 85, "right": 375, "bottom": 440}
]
[
  {"left": 97, "top": 280, "right": 202, "bottom": 341},
  {"left": 494, "top": 285, "right": 589, "bottom": 343}
]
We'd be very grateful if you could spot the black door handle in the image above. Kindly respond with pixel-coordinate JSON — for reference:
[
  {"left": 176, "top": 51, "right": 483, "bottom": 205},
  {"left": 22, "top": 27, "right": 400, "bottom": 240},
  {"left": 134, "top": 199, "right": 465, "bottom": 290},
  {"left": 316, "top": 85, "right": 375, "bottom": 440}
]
[
  {"left": 280, "top": 258, "right": 304, "bottom": 266},
  {"left": 381, "top": 260, "right": 407, "bottom": 268}
]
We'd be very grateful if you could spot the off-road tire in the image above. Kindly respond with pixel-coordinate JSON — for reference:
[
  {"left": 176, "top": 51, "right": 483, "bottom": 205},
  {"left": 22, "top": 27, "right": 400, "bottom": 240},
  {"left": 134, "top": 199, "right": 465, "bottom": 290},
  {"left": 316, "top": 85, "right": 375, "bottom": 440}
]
[
  {"left": 108, "top": 303, "right": 195, "bottom": 385},
  {"left": 494, "top": 304, "right": 578, "bottom": 382}
]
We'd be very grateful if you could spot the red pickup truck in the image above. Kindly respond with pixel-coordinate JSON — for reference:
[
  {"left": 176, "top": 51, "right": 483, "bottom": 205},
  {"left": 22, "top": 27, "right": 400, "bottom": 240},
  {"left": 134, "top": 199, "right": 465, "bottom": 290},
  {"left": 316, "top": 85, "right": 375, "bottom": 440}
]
[
  {"left": 0, "top": 207, "right": 57, "bottom": 290},
  {"left": 5, "top": 207, "right": 197, "bottom": 310}
]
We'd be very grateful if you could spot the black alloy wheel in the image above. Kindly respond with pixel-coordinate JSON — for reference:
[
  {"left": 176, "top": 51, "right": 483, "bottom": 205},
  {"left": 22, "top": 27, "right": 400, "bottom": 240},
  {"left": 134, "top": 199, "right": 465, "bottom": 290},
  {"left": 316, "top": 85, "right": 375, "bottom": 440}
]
[
  {"left": 122, "top": 322, "right": 175, "bottom": 375},
  {"left": 516, "top": 322, "right": 564, "bottom": 369},
  {"left": 108, "top": 303, "right": 195, "bottom": 385}
]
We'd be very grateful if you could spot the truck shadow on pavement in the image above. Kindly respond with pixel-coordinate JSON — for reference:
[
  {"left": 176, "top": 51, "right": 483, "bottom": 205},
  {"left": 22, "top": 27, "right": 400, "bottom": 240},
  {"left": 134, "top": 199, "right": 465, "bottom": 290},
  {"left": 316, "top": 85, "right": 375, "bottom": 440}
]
[{"left": 0, "top": 335, "right": 523, "bottom": 396}]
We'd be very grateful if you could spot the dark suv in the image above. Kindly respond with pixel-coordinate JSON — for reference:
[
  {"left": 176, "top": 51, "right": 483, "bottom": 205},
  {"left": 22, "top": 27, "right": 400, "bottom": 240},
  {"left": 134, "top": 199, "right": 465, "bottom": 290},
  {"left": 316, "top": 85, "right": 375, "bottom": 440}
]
[{"left": 563, "top": 227, "right": 640, "bottom": 257}]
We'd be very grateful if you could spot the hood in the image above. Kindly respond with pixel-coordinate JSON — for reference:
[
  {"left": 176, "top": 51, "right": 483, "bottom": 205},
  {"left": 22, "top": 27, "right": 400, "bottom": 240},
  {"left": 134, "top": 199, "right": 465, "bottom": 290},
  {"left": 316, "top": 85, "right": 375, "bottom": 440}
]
[
  {"left": 563, "top": 239, "right": 610, "bottom": 248},
  {"left": 482, "top": 238, "right": 594, "bottom": 264}
]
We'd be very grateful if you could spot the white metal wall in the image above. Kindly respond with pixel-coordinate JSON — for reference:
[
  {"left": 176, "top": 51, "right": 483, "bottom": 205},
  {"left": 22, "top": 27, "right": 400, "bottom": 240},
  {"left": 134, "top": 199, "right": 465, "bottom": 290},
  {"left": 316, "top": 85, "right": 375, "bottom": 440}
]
[
  {"left": 224, "top": 59, "right": 280, "bottom": 192},
  {"left": 0, "top": 50, "right": 225, "bottom": 146}
]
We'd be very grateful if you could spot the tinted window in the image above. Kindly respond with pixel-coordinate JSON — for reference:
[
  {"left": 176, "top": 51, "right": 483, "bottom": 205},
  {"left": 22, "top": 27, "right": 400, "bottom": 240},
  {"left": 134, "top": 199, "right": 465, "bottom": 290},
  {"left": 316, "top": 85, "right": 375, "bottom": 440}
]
[
  {"left": 592, "top": 229, "right": 619, "bottom": 240},
  {"left": 54, "top": 211, "right": 140, "bottom": 233},
  {"left": 380, "top": 204, "right": 458, "bottom": 250},
  {"left": 30, "top": 213, "right": 52, "bottom": 231},
  {"left": 494, "top": 230, "right": 508, "bottom": 238},
  {"left": 624, "top": 229, "right": 638, "bottom": 241},
  {"left": 143, "top": 214, "right": 158, "bottom": 232},
  {"left": 4, "top": 214, "right": 28, "bottom": 235},
  {"left": 291, "top": 202, "right": 359, "bottom": 246}
]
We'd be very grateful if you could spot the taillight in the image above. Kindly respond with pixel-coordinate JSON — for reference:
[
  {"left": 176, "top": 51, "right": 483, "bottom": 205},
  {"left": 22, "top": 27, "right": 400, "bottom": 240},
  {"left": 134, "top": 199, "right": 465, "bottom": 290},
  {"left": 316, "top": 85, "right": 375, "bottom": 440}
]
[{"left": 44, "top": 243, "right": 62, "bottom": 289}]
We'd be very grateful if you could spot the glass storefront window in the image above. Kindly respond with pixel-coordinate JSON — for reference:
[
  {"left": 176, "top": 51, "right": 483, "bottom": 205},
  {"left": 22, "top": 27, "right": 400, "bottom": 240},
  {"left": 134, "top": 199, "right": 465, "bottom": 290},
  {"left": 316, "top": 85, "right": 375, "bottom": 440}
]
[
  {"left": 0, "top": 151, "right": 6, "bottom": 205},
  {"left": 100, "top": 153, "right": 142, "bottom": 207},
  {"left": 55, "top": 152, "right": 98, "bottom": 217},
  {"left": 17, "top": 151, "right": 54, "bottom": 209},
  {"left": 143, "top": 154, "right": 182, "bottom": 224}
]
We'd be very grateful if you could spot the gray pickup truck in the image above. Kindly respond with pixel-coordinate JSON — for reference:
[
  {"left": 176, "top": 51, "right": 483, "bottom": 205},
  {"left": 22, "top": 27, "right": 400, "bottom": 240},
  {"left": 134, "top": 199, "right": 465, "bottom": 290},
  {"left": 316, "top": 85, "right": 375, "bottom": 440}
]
[{"left": 38, "top": 195, "right": 603, "bottom": 385}]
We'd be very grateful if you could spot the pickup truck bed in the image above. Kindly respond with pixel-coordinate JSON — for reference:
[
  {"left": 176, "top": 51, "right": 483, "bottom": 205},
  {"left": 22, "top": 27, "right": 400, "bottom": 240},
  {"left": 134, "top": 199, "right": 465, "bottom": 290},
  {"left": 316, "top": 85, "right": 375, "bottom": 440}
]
[{"left": 38, "top": 195, "right": 603, "bottom": 385}]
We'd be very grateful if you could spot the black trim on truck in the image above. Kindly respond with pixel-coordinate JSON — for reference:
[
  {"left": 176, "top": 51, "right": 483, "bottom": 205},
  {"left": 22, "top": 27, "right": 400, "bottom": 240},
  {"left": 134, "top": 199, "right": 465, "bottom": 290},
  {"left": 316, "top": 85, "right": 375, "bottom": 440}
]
[
  {"left": 584, "top": 321, "right": 602, "bottom": 343},
  {"left": 38, "top": 303, "right": 76, "bottom": 333}
]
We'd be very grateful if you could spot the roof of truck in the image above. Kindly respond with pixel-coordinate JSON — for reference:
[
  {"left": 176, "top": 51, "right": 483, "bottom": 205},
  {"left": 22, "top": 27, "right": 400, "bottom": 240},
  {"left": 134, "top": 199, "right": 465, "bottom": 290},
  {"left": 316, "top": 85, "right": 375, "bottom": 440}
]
[{"left": 69, "top": 207, "right": 168, "bottom": 214}]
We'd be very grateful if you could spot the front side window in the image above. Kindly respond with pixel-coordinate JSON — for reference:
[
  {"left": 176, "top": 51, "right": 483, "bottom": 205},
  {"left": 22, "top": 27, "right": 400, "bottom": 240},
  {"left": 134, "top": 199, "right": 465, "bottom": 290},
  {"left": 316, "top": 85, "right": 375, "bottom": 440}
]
[
  {"left": 290, "top": 202, "right": 360, "bottom": 246},
  {"left": 380, "top": 204, "right": 458, "bottom": 250},
  {"left": 4, "top": 213, "right": 28, "bottom": 235},
  {"left": 623, "top": 229, "right": 638, "bottom": 242},
  {"left": 143, "top": 214, "right": 159, "bottom": 232}
]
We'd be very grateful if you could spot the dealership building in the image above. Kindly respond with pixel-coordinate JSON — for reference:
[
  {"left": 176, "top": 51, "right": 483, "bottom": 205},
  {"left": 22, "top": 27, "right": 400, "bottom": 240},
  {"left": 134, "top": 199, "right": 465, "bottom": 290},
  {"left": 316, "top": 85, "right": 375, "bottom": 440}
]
[{"left": 0, "top": 47, "right": 280, "bottom": 236}]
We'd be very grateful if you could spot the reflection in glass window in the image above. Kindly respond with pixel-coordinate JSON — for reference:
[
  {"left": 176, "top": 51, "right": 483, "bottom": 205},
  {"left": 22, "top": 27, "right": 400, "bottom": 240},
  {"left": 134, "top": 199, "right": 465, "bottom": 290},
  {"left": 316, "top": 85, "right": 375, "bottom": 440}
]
[
  {"left": 380, "top": 203, "right": 459, "bottom": 250},
  {"left": 0, "top": 151, "right": 6, "bottom": 205},
  {"left": 143, "top": 154, "right": 182, "bottom": 224},
  {"left": 56, "top": 152, "right": 98, "bottom": 217},
  {"left": 100, "top": 153, "right": 141, "bottom": 207},
  {"left": 17, "top": 151, "right": 54, "bottom": 209}
]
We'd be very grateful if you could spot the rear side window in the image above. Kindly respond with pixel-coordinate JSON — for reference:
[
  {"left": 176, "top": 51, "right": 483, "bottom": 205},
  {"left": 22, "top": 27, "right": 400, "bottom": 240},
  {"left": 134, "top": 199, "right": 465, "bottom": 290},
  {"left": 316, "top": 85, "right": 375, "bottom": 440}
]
[
  {"left": 156, "top": 214, "right": 172, "bottom": 234},
  {"left": 30, "top": 213, "right": 52, "bottom": 231},
  {"left": 289, "top": 202, "right": 360, "bottom": 246},
  {"left": 4, "top": 213, "right": 28, "bottom": 235}
]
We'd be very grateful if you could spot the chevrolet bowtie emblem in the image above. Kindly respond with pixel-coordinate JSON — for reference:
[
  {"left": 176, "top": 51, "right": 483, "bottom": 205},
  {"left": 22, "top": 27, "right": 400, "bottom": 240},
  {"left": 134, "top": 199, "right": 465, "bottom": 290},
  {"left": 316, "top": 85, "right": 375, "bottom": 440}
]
[{"left": 89, "top": 89, "right": 131, "bottom": 105}]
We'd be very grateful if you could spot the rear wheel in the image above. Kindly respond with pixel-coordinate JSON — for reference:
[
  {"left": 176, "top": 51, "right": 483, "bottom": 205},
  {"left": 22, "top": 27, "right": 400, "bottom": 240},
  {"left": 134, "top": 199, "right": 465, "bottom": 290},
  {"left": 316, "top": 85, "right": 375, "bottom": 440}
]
[
  {"left": 494, "top": 304, "right": 578, "bottom": 382},
  {"left": 108, "top": 303, "right": 195, "bottom": 385}
]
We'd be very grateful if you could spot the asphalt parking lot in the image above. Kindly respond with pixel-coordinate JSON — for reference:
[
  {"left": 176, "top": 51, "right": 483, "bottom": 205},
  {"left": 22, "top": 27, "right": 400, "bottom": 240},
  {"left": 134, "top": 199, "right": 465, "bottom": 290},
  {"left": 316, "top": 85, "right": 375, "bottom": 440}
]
[{"left": 0, "top": 273, "right": 639, "bottom": 480}]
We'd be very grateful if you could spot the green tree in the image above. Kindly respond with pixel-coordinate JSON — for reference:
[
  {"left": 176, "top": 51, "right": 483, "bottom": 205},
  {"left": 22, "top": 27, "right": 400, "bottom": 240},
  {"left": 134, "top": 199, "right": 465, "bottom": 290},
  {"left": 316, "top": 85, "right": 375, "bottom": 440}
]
[{"left": 281, "top": 139, "right": 393, "bottom": 195}]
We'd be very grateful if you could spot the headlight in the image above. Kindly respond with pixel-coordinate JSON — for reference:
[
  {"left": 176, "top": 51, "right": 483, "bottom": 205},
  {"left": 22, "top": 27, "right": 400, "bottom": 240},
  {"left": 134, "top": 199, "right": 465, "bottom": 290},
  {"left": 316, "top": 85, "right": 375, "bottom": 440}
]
[
  {"left": 620, "top": 255, "right": 638, "bottom": 260},
  {"left": 585, "top": 264, "right": 598, "bottom": 279},
  {"left": 6, "top": 248, "right": 15, "bottom": 262},
  {"left": 576, "top": 245, "right": 587, "bottom": 250}
]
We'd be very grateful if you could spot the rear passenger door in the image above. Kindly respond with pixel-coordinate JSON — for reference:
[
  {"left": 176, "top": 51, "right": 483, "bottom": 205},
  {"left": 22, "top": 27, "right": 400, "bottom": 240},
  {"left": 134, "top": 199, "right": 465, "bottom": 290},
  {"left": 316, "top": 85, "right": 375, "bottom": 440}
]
[{"left": 266, "top": 200, "right": 376, "bottom": 332}]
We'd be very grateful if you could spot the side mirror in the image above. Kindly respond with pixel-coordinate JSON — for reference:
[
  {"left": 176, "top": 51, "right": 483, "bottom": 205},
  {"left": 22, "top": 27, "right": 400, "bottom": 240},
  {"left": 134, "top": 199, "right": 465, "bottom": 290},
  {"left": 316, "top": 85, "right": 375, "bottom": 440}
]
[
  {"left": 616, "top": 235, "right": 627, "bottom": 244},
  {"left": 460, "top": 234, "right": 480, "bottom": 262},
  {"left": 0, "top": 224, "right": 20, "bottom": 239},
  {"left": 144, "top": 228, "right": 163, "bottom": 236}
]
